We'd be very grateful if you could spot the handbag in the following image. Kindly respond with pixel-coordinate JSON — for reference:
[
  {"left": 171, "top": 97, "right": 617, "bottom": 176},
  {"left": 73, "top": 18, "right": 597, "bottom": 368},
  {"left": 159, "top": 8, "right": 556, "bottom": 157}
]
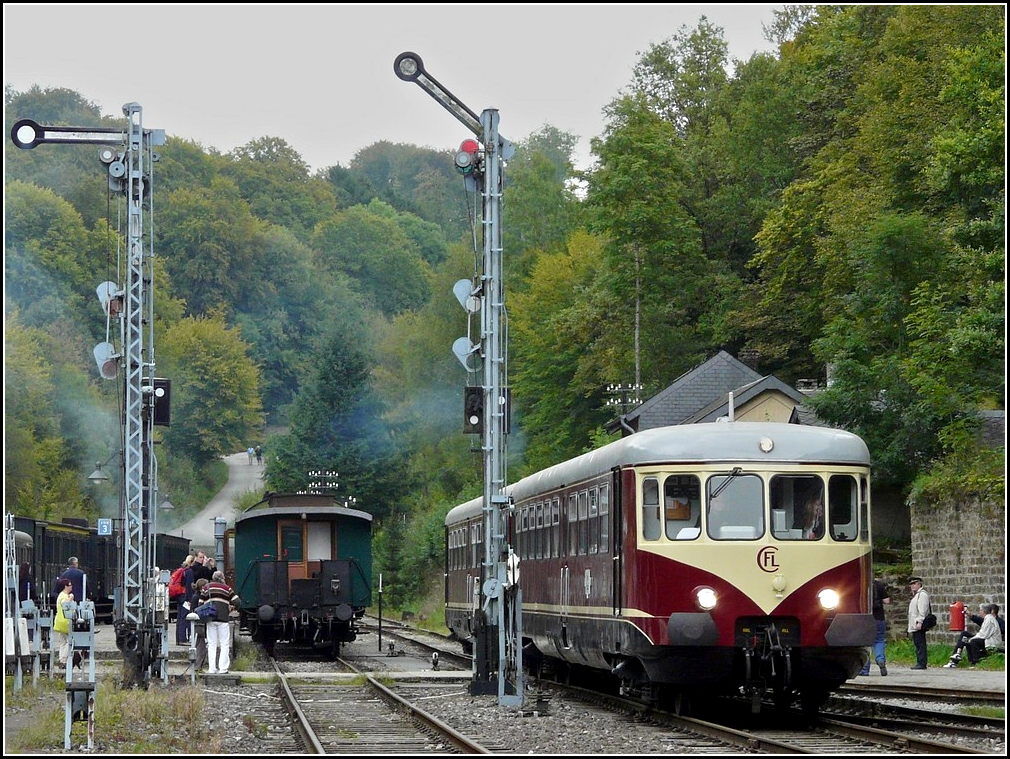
[
  {"left": 194, "top": 601, "right": 218, "bottom": 620},
  {"left": 921, "top": 604, "right": 937, "bottom": 632}
]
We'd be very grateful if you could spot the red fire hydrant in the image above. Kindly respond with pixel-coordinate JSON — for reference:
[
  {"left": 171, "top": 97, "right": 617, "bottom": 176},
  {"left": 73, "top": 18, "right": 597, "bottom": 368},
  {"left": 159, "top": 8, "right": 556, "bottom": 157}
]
[{"left": 949, "top": 600, "right": 966, "bottom": 632}]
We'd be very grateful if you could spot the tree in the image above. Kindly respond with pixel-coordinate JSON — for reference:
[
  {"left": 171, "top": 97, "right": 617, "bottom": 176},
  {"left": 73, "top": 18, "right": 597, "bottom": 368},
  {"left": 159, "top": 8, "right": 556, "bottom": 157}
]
[
  {"left": 266, "top": 315, "right": 408, "bottom": 520},
  {"left": 510, "top": 231, "right": 614, "bottom": 472},
  {"left": 157, "top": 177, "right": 271, "bottom": 316},
  {"left": 504, "top": 126, "right": 583, "bottom": 278},
  {"left": 587, "top": 94, "right": 711, "bottom": 389},
  {"left": 4, "top": 180, "right": 93, "bottom": 329},
  {"left": 223, "top": 136, "right": 339, "bottom": 240},
  {"left": 4, "top": 313, "right": 96, "bottom": 521},
  {"left": 157, "top": 312, "right": 264, "bottom": 465},
  {"left": 311, "top": 204, "right": 431, "bottom": 315}
]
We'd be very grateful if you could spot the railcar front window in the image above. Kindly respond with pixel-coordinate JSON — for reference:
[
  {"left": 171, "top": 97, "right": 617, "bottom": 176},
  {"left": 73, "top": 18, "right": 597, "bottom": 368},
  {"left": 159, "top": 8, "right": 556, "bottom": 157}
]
[
  {"left": 770, "top": 475, "right": 825, "bottom": 540},
  {"left": 706, "top": 473, "right": 763, "bottom": 539}
]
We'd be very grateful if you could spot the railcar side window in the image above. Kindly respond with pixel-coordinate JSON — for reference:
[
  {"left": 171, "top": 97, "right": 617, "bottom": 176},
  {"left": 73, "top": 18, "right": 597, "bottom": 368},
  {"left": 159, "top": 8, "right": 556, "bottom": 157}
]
[
  {"left": 588, "top": 488, "right": 599, "bottom": 554},
  {"left": 552, "top": 498, "right": 561, "bottom": 558},
  {"left": 568, "top": 494, "right": 578, "bottom": 555},
  {"left": 599, "top": 485, "right": 609, "bottom": 554},
  {"left": 828, "top": 475, "right": 858, "bottom": 541},
  {"left": 536, "top": 502, "right": 545, "bottom": 559},
  {"left": 707, "top": 473, "right": 764, "bottom": 539},
  {"left": 641, "top": 477, "right": 661, "bottom": 541},
  {"left": 770, "top": 475, "right": 824, "bottom": 540},
  {"left": 664, "top": 475, "right": 701, "bottom": 540},
  {"left": 578, "top": 490, "right": 589, "bottom": 554},
  {"left": 859, "top": 476, "right": 870, "bottom": 542}
]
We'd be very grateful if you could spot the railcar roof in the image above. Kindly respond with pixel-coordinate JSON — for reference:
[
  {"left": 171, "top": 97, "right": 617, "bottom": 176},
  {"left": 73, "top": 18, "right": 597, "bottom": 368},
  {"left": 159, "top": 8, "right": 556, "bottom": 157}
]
[{"left": 445, "top": 422, "right": 870, "bottom": 524}]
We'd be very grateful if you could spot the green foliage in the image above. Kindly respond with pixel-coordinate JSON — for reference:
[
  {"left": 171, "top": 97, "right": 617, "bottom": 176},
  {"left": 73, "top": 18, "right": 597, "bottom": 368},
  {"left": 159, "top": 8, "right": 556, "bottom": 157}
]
[
  {"left": 265, "top": 316, "right": 408, "bottom": 519},
  {"left": 910, "top": 437, "right": 1005, "bottom": 503},
  {"left": 157, "top": 177, "right": 272, "bottom": 316},
  {"left": 223, "top": 135, "right": 339, "bottom": 240},
  {"left": 4, "top": 311, "right": 108, "bottom": 521},
  {"left": 158, "top": 313, "right": 264, "bottom": 465},
  {"left": 311, "top": 204, "right": 432, "bottom": 314},
  {"left": 510, "top": 231, "right": 614, "bottom": 471}
]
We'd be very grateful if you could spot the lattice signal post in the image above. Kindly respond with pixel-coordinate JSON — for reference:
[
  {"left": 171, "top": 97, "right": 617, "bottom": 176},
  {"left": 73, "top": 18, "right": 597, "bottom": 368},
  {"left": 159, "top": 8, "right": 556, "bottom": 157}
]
[
  {"left": 11, "top": 106, "right": 170, "bottom": 685},
  {"left": 395, "top": 52, "right": 523, "bottom": 707}
]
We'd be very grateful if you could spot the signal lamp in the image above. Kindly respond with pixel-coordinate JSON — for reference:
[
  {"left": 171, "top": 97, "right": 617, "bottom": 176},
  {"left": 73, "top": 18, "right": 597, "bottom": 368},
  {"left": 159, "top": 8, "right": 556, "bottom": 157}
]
[
  {"left": 454, "top": 138, "right": 481, "bottom": 175},
  {"left": 464, "top": 385, "right": 484, "bottom": 434}
]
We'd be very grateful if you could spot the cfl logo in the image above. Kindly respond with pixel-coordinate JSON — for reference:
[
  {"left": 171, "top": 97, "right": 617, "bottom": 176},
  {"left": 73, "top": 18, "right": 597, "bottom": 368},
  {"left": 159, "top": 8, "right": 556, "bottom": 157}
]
[{"left": 757, "top": 546, "right": 780, "bottom": 572}]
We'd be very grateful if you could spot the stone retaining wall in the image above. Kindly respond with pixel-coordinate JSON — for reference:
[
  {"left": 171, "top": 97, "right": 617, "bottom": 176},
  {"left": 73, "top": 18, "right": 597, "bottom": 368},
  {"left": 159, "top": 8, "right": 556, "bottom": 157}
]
[{"left": 881, "top": 494, "right": 1006, "bottom": 642}]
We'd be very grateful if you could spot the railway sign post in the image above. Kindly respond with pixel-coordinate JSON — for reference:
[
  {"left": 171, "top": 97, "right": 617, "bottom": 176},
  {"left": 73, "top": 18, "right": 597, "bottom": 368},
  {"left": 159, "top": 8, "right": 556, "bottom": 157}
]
[
  {"left": 11, "top": 106, "right": 170, "bottom": 686},
  {"left": 395, "top": 52, "right": 523, "bottom": 707}
]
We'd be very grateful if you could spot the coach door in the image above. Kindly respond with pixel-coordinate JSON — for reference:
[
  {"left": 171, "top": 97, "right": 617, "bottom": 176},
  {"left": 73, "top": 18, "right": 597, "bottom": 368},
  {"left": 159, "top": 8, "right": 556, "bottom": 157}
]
[{"left": 279, "top": 521, "right": 306, "bottom": 584}]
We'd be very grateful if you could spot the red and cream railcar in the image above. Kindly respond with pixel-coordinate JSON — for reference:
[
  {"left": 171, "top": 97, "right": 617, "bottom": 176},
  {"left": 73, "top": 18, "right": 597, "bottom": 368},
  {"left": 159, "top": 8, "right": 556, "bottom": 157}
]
[{"left": 445, "top": 422, "right": 875, "bottom": 712}]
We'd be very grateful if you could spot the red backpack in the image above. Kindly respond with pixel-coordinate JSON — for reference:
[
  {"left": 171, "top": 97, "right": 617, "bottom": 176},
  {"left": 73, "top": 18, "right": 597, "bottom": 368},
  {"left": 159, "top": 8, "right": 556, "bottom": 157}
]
[{"left": 168, "top": 566, "right": 186, "bottom": 599}]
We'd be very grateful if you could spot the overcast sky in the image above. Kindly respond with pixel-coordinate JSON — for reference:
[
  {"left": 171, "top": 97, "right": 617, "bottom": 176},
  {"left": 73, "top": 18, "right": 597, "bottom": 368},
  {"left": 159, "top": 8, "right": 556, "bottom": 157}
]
[{"left": 4, "top": 4, "right": 783, "bottom": 173}]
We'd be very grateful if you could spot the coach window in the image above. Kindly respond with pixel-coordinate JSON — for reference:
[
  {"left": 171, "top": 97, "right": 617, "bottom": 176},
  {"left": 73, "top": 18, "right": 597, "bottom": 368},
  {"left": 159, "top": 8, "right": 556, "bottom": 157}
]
[
  {"left": 664, "top": 475, "right": 701, "bottom": 540},
  {"left": 707, "top": 473, "right": 764, "bottom": 539},
  {"left": 599, "top": 484, "right": 610, "bottom": 553},
  {"left": 642, "top": 477, "right": 661, "bottom": 541},
  {"left": 468, "top": 521, "right": 476, "bottom": 570},
  {"left": 828, "top": 475, "right": 858, "bottom": 541}
]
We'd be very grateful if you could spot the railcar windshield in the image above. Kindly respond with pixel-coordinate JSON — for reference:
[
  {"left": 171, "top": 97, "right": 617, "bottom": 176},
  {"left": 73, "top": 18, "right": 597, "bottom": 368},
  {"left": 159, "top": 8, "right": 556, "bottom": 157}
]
[
  {"left": 706, "top": 473, "right": 764, "bottom": 539},
  {"left": 769, "top": 474, "right": 859, "bottom": 541}
]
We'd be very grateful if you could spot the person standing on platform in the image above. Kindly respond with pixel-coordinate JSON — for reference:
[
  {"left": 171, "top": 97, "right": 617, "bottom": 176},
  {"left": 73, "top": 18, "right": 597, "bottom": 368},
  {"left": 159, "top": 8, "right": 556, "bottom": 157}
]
[
  {"left": 907, "top": 577, "right": 931, "bottom": 669},
  {"left": 860, "top": 577, "right": 890, "bottom": 675},
  {"left": 58, "top": 556, "right": 85, "bottom": 605},
  {"left": 52, "top": 579, "right": 73, "bottom": 670},
  {"left": 205, "top": 571, "right": 240, "bottom": 675},
  {"left": 191, "top": 550, "right": 213, "bottom": 584}
]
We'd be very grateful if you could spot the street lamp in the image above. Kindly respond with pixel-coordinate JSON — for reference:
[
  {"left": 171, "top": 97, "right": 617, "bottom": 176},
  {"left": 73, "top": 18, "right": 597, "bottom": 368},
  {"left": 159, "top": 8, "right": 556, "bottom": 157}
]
[
  {"left": 88, "top": 463, "right": 110, "bottom": 484},
  {"left": 88, "top": 451, "right": 123, "bottom": 484}
]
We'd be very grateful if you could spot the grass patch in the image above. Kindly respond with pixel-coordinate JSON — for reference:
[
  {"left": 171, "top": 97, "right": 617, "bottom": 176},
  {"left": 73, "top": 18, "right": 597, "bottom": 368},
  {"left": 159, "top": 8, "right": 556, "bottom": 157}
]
[
  {"left": 5, "top": 679, "right": 228, "bottom": 753},
  {"left": 885, "top": 639, "right": 1005, "bottom": 670}
]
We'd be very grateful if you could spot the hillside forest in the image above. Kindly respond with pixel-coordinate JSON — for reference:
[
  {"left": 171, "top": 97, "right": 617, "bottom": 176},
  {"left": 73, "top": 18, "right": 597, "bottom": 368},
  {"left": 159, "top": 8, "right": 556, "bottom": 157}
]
[{"left": 4, "top": 6, "right": 1004, "bottom": 610}]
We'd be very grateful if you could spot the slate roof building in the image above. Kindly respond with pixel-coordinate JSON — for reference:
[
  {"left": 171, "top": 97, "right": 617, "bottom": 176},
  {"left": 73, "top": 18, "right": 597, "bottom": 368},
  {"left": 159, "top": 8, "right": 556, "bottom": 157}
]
[{"left": 606, "top": 350, "right": 811, "bottom": 435}]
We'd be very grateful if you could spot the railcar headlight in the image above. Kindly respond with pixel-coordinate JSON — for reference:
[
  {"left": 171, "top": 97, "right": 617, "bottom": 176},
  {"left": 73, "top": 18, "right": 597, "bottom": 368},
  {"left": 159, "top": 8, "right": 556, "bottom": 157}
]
[
  {"left": 695, "top": 586, "right": 718, "bottom": 611},
  {"left": 817, "top": 588, "right": 840, "bottom": 610}
]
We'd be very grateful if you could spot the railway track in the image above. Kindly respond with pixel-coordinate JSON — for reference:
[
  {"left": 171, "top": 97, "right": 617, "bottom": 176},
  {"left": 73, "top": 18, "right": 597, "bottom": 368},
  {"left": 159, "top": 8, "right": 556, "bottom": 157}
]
[{"left": 270, "top": 649, "right": 491, "bottom": 753}]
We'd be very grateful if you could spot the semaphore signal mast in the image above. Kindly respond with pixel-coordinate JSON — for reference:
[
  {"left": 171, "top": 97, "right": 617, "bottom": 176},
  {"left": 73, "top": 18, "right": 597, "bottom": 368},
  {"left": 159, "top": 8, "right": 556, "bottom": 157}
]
[
  {"left": 394, "top": 52, "right": 523, "bottom": 707},
  {"left": 11, "top": 104, "right": 171, "bottom": 685}
]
